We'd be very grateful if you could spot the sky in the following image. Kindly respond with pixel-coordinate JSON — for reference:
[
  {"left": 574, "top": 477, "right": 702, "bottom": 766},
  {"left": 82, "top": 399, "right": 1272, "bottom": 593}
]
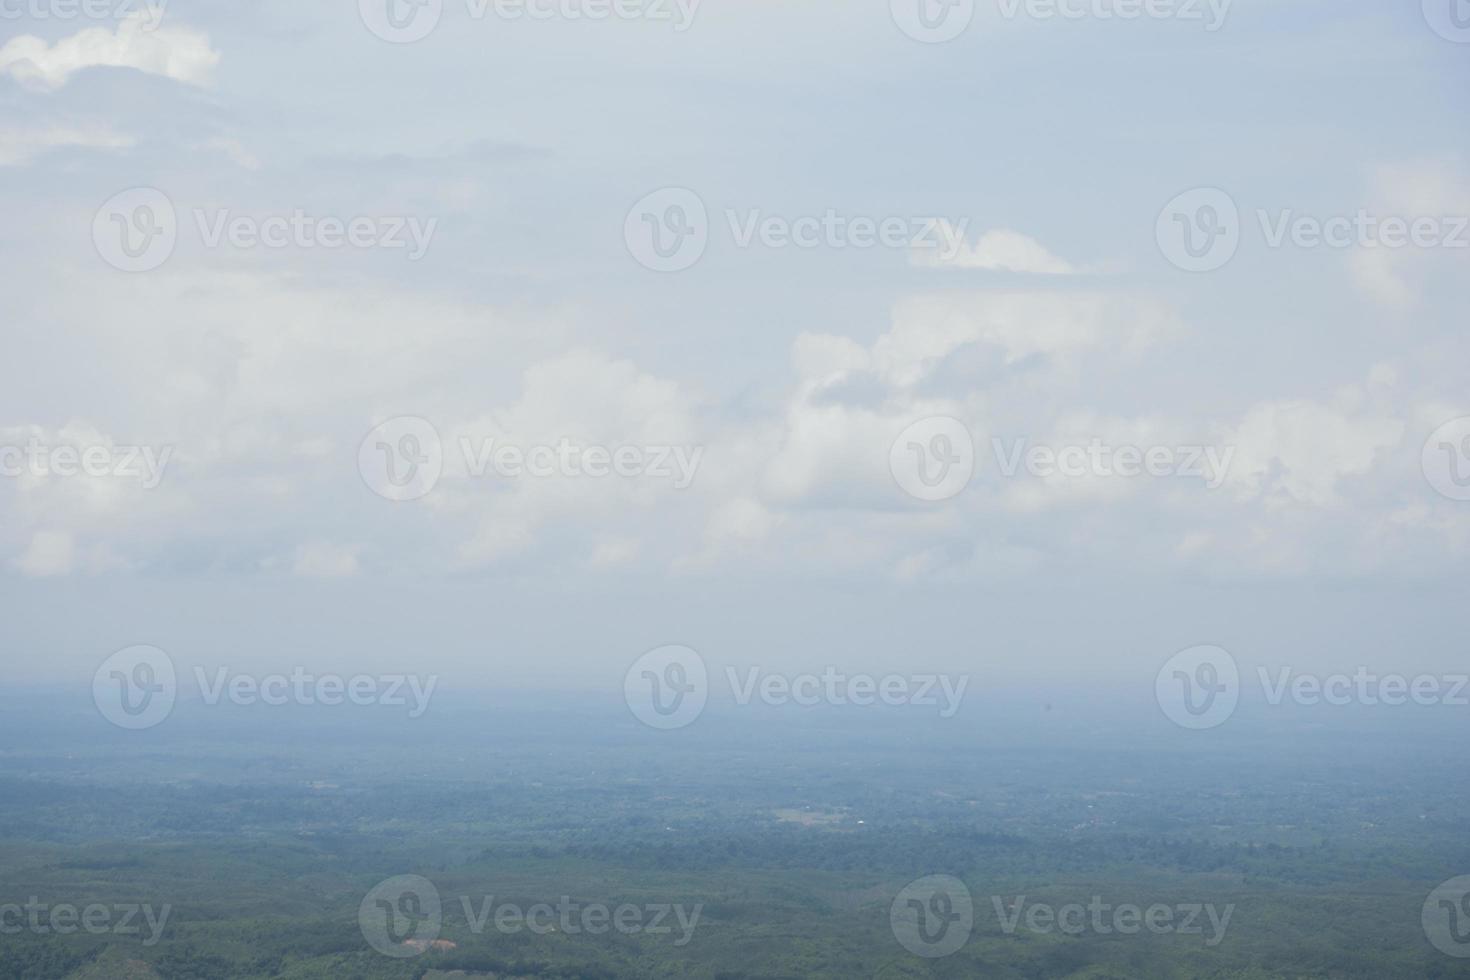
[{"left": 1, "top": 0, "right": 1467, "bottom": 693}]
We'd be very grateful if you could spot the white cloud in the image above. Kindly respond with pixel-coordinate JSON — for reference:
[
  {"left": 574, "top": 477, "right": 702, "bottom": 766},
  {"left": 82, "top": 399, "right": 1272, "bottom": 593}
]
[
  {"left": 10, "top": 530, "right": 127, "bottom": 577},
  {"left": 914, "top": 225, "right": 1085, "bottom": 275},
  {"left": 1350, "top": 158, "right": 1470, "bottom": 309},
  {"left": 290, "top": 541, "right": 362, "bottom": 578},
  {"left": 0, "top": 124, "right": 134, "bottom": 166},
  {"left": 0, "top": 13, "right": 219, "bottom": 91},
  {"left": 12, "top": 530, "right": 74, "bottom": 577},
  {"left": 879, "top": 290, "right": 1178, "bottom": 384},
  {"left": 1350, "top": 248, "right": 1414, "bottom": 310},
  {"left": 1219, "top": 398, "right": 1403, "bottom": 507},
  {"left": 197, "top": 136, "right": 261, "bottom": 171},
  {"left": 445, "top": 350, "right": 705, "bottom": 568},
  {"left": 587, "top": 536, "right": 641, "bottom": 568}
]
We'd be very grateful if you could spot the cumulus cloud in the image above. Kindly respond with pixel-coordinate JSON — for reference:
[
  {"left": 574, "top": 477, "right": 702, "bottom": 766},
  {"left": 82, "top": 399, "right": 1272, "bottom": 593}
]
[
  {"left": 289, "top": 541, "right": 362, "bottom": 578},
  {"left": 1219, "top": 398, "right": 1404, "bottom": 507},
  {"left": 12, "top": 530, "right": 74, "bottom": 577},
  {"left": 879, "top": 290, "right": 1179, "bottom": 383},
  {"left": 0, "top": 13, "right": 219, "bottom": 90},
  {"left": 0, "top": 124, "right": 134, "bottom": 166},
  {"left": 1350, "top": 158, "right": 1470, "bottom": 309},
  {"left": 442, "top": 349, "right": 706, "bottom": 569},
  {"left": 913, "top": 224, "right": 1088, "bottom": 275},
  {"left": 587, "top": 536, "right": 641, "bottom": 568},
  {"left": 11, "top": 530, "right": 128, "bottom": 578}
]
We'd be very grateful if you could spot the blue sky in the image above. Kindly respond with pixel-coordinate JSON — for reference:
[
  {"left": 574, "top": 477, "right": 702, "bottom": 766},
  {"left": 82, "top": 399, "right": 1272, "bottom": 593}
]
[{"left": 1, "top": 0, "right": 1467, "bottom": 689}]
